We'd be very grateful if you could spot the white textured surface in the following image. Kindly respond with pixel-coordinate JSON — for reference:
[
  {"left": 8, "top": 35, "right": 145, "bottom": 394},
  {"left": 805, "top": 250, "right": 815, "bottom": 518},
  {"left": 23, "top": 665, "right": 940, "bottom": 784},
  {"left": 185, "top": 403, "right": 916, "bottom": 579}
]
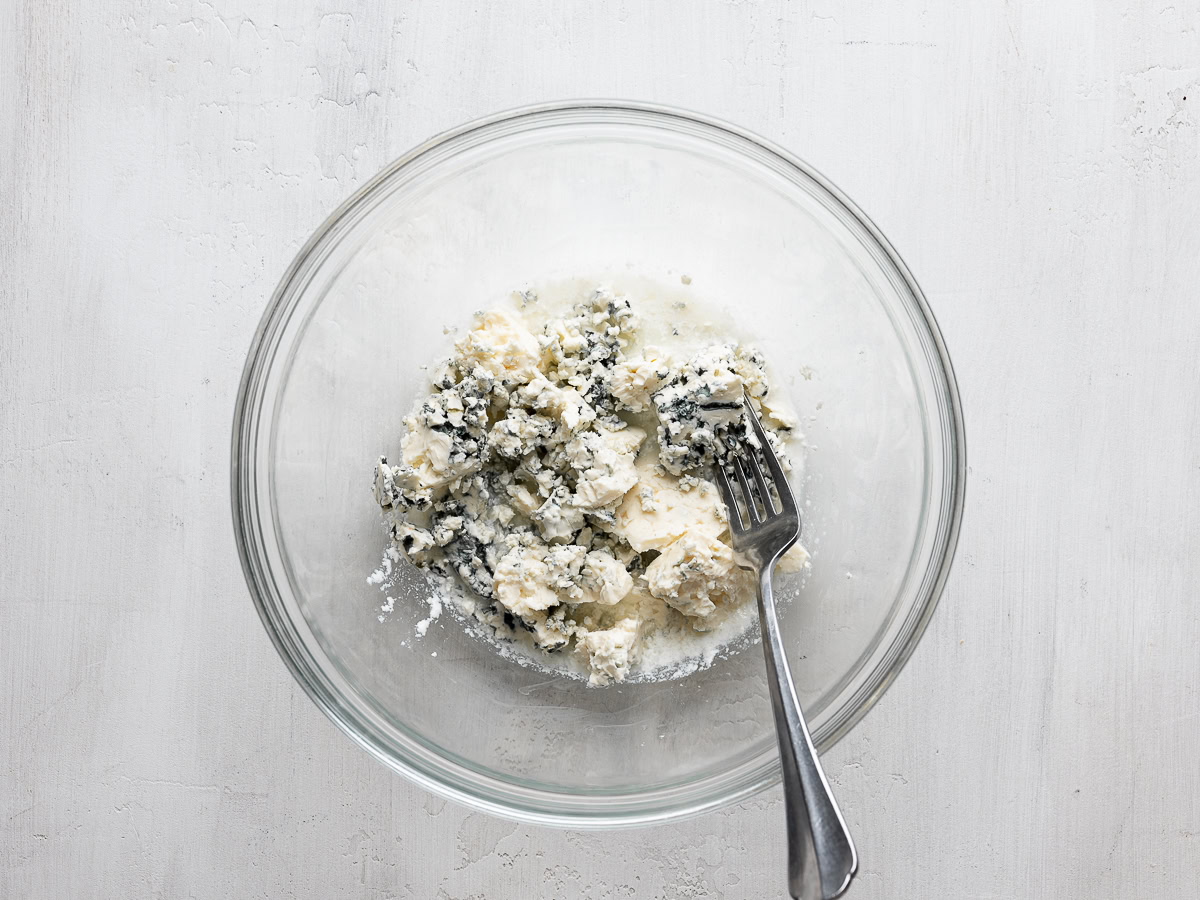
[{"left": 4, "top": 0, "right": 1200, "bottom": 896}]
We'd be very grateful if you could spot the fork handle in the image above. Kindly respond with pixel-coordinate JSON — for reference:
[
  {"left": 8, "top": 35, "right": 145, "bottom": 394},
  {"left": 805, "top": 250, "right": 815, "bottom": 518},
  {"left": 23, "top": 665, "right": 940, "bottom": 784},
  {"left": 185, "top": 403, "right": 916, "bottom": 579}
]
[{"left": 757, "top": 565, "right": 857, "bottom": 900}]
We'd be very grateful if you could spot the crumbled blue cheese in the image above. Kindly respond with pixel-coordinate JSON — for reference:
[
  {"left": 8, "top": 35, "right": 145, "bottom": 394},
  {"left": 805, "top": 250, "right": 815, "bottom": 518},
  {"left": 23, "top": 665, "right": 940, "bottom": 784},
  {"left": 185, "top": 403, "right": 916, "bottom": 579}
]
[
  {"left": 644, "top": 532, "right": 736, "bottom": 619},
  {"left": 490, "top": 408, "right": 555, "bottom": 458},
  {"left": 653, "top": 346, "right": 750, "bottom": 475},
  {"left": 453, "top": 309, "right": 541, "bottom": 385},
  {"left": 611, "top": 347, "right": 674, "bottom": 412},
  {"left": 578, "top": 549, "right": 634, "bottom": 605},
  {"left": 374, "top": 288, "right": 802, "bottom": 685},
  {"left": 492, "top": 542, "right": 564, "bottom": 618},
  {"left": 614, "top": 462, "right": 727, "bottom": 553},
  {"left": 532, "top": 485, "right": 585, "bottom": 541},
  {"left": 576, "top": 617, "right": 641, "bottom": 686},
  {"left": 566, "top": 426, "right": 645, "bottom": 509}
]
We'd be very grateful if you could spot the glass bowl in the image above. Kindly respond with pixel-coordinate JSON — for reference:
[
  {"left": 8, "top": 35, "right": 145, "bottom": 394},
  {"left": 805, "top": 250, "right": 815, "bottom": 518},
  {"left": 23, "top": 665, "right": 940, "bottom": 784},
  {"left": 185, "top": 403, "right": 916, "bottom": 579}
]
[{"left": 231, "top": 101, "right": 965, "bottom": 828}]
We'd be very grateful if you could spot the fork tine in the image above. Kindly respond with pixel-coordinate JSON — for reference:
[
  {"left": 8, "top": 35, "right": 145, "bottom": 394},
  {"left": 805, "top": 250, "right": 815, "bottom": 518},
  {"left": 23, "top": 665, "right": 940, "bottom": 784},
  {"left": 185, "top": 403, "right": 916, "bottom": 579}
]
[
  {"left": 743, "top": 398, "right": 797, "bottom": 514},
  {"left": 742, "top": 443, "right": 776, "bottom": 516},
  {"left": 713, "top": 464, "right": 746, "bottom": 536},
  {"left": 731, "top": 456, "right": 761, "bottom": 524}
]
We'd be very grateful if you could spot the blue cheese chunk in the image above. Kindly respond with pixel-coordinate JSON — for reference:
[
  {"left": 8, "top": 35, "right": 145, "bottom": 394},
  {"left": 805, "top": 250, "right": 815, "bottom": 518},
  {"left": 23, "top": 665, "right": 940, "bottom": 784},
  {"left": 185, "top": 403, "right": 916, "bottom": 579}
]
[
  {"left": 653, "top": 345, "right": 794, "bottom": 476},
  {"left": 644, "top": 532, "right": 736, "bottom": 618},
  {"left": 567, "top": 426, "right": 645, "bottom": 510},
  {"left": 512, "top": 373, "right": 598, "bottom": 435},
  {"left": 652, "top": 347, "right": 745, "bottom": 475},
  {"left": 493, "top": 553, "right": 559, "bottom": 617},
  {"left": 396, "top": 370, "right": 497, "bottom": 489},
  {"left": 578, "top": 549, "right": 634, "bottom": 606},
  {"left": 490, "top": 408, "right": 556, "bottom": 459},
  {"left": 532, "top": 485, "right": 586, "bottom": 541},
  {"left": 373, "top": 457, "right": 432, "bottom": 511},
  {"left": 613, "top": 463, "right": 727, "bottom": 553},
  {"left": 539, "top": 290, "right": 637, "bottom": 416},
  {"left": 454, "top": 309, "right": 542, "bottom": 385},
  {"left": 576, "top": 617, "right": 641, "bottom": 686},
  {"left": 611, "top": 347, "right": 674, "bottom": 413}
]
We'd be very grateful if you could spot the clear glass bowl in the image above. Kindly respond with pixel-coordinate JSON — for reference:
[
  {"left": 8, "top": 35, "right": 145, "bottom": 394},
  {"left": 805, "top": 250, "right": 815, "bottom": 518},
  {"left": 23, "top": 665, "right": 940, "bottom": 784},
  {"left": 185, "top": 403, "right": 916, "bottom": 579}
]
[{"left": 231, "top": 102, "right": 965, "bottom": 827}]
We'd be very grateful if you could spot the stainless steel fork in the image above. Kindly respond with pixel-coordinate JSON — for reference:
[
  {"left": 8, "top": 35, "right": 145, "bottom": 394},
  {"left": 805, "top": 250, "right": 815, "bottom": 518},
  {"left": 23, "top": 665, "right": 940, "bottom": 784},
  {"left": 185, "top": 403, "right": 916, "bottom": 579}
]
[{"left": 714, "top": 398, "right": 858, "bottom": 900}]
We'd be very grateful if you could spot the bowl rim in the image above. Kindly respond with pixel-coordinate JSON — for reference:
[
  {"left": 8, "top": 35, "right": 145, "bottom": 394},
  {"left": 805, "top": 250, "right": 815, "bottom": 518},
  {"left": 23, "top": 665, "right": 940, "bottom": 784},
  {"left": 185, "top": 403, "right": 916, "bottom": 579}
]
[{"left": 231, "top": 98, "right": 967, "bottom": 828}]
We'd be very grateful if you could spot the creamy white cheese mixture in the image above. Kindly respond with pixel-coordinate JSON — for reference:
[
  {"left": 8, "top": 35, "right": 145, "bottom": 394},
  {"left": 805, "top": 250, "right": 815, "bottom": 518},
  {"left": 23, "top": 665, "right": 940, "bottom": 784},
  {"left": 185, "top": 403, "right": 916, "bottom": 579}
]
[{"left": 373, "top": 288, "right": 806, "bottom": 685}]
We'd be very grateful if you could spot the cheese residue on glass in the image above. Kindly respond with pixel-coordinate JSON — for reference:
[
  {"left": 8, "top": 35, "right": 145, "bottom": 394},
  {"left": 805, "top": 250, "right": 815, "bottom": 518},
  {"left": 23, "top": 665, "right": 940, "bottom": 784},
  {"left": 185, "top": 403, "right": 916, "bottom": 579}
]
[{"left": 372, "top": 285, "right": 807, "bottom": 685}]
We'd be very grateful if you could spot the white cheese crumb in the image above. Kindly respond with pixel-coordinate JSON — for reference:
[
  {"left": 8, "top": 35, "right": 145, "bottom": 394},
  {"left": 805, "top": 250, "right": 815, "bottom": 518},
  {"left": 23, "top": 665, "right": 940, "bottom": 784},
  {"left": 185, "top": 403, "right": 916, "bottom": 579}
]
[{"left": 415, "top": 594, "right": 443, "bottom": 636}]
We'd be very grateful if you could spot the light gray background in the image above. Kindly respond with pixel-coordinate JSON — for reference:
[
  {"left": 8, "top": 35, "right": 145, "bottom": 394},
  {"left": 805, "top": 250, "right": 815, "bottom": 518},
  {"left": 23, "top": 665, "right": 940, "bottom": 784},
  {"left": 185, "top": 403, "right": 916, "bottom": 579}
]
[{"left": 4, "top": 1, "right": 1199, "bottom": 897}]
